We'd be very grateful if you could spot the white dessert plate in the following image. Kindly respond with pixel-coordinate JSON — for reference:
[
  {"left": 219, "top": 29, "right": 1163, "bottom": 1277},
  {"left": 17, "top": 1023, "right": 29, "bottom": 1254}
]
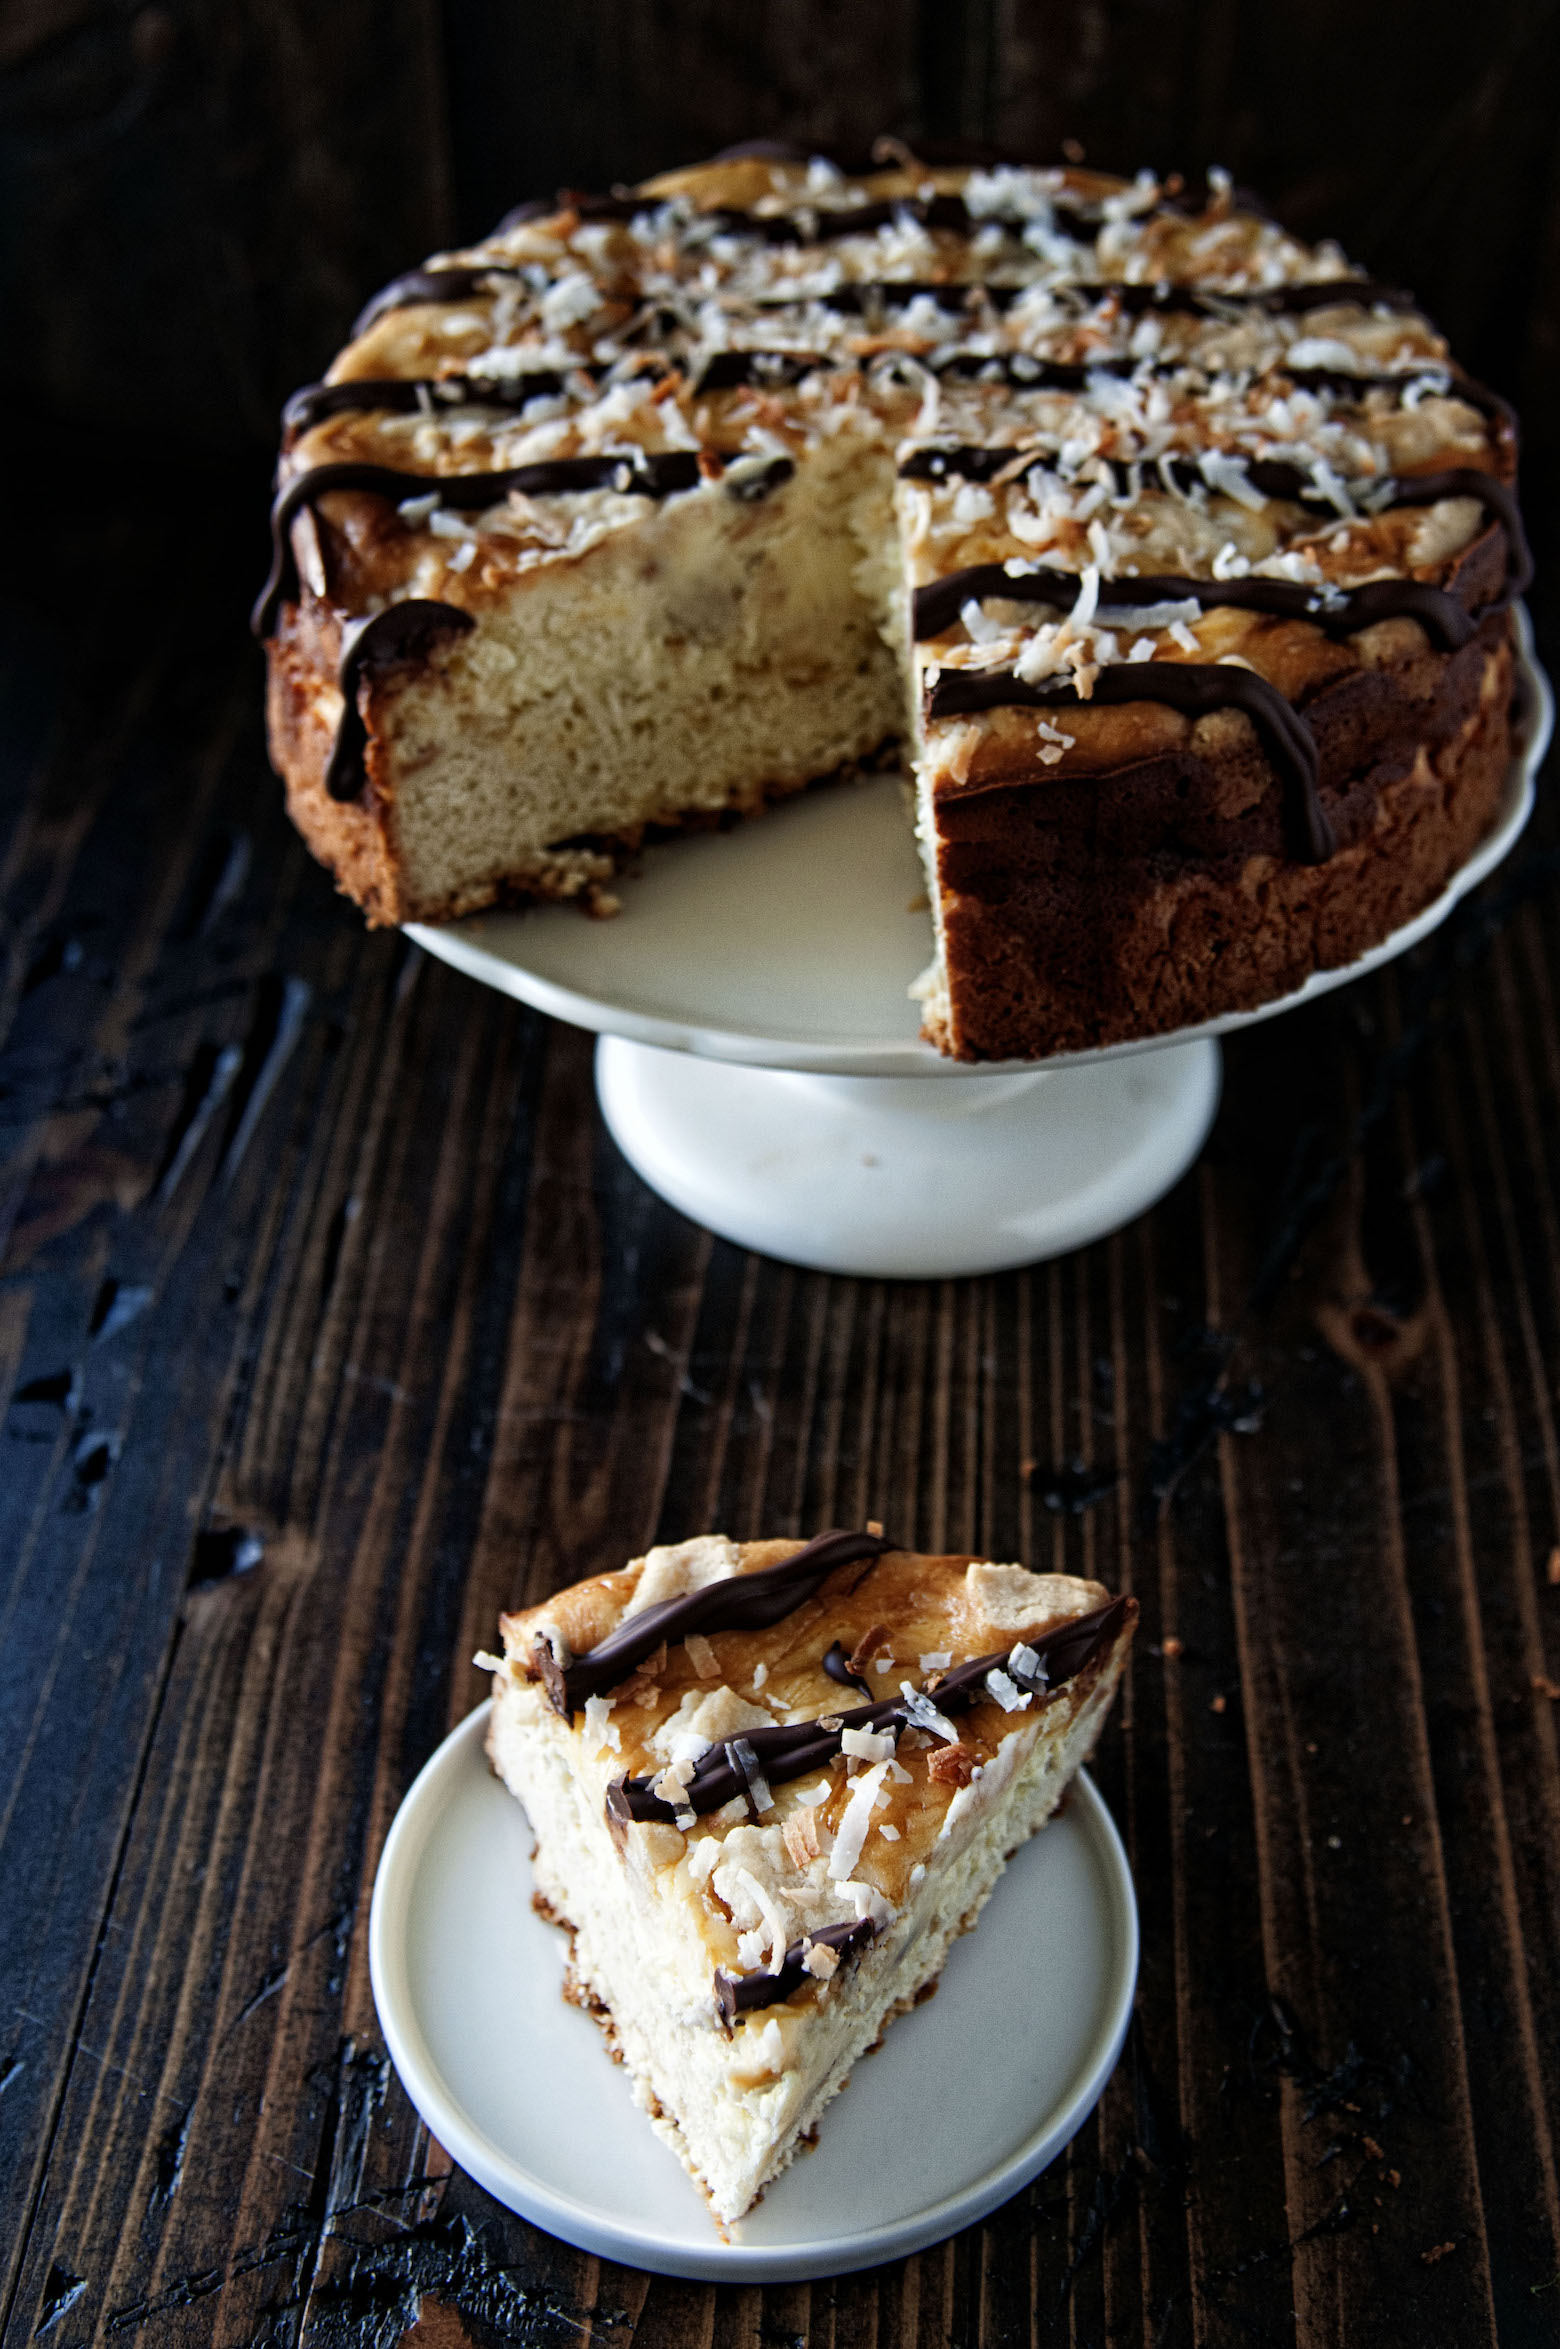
[
  {"left": 406, "top": 610, "right": 1551, "bottom": 1080},
  {"left": 369, "top": 1700, "right": 1139, "bottom": 2281}
]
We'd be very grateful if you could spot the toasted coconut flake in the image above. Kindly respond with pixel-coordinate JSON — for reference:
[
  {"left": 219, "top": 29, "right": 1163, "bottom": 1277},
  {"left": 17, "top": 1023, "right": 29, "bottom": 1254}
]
[
  {"left": 732, "top": 1864, "right": 791, "bottom": 1972},
  {"left": 985, "top": 1667, "right": 1033, "bottom": 1713},
  {"left": 899, "top": 1681, "right": 961, "bottom": 1743},
  {"left": 688, "top": 1834, "right": 721, "bottom": 1885},
  {"left": 783, "top": 1808, "right": 821, "bottom": 1867},
  {"left": 583, "top": 1694, "right": 622, "bottom": 1754},
  {"left": 841, "top": 1725, "right": 896, "bottom": 1762},
  {"left": 802, "top": 1937, "right": 839, "bottom": 1980},
  {"left": 918, "top": 1651, "right": 952, "bottom": 1671},
  {"left": 685, "top": 1632, "right": 721, "bottom": 1679},
  {"left": 829, "top": 1758, "right": 891, "bottom": 1880},
  {"left": 730, "top": 1736, "right": 775, "bottom": 1814},
  {"left": 928, "top": 1742, "right": 977, "bottom": 1787},
  {"left": 847, "top": 1622, "right": 891, "bottom": 1675}
]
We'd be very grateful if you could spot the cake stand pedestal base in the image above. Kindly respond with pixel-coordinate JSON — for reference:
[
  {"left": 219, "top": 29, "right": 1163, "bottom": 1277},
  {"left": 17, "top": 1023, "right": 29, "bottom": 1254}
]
[{"left": 595, "top": 1033, "right": 1221, "bottom": 1278}]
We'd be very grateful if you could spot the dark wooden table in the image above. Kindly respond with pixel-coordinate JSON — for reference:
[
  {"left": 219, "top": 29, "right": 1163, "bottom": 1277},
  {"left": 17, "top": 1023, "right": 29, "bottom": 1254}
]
[{"left": 2, "top": 503, "right": 1558, "bottom": 2349}]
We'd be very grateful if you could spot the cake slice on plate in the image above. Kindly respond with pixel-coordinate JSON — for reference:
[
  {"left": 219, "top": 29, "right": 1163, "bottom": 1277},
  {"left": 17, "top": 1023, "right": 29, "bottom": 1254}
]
[{"left": 482, "top": 1527, "right": 1135, "bottom": 2226}]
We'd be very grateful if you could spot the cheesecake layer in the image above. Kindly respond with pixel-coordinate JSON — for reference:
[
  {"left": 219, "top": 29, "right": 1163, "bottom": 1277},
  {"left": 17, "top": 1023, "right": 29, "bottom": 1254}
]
[{"left": 484, "top": 1533, "right": 1135, "bottom": 2224}]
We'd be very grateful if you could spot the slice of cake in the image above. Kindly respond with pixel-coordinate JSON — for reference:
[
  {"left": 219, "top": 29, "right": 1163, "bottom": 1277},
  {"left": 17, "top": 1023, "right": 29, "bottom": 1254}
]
[
  {"left": 256, "top": 148, "right": 1527, "bottom": 1058},
  {"left": 482, "top": 1526, "right": 1135, "bottom": 2225}
]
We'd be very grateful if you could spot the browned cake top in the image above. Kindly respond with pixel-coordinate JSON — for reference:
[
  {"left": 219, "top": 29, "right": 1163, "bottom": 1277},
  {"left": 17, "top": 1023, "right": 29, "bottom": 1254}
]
[{"left": 495, "top": 1531, "right": 1134, "bottom": 1990}]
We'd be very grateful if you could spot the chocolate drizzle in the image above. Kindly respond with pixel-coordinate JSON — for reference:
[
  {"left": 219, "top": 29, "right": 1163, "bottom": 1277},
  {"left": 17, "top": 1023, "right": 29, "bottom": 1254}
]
[
  {"left": 351, "top": 234, "right": 1420, "bottom": 338},
  {"left": 285, "top": 354, "right": 1509, "bottom": 439},
  {"left": 327, "top": 603, "right": 475, "bottom": 800},
  {"left": 926, "top": 664, "right": 1334, "bottom": 861},
  {"left": 912, "top": 560, "right": 1480, "bottom": 653},
  {"left": 910, "top": 455, "right": 1527, "bottom": 865},
  {"left": 353, "top": 264, "right": 530, "bottom": 338},
  {"left": 605, "top": 1596, "right": 1132, "bottom": 1822},
  {"left": 901, "top": 444, "right": 1521, "bottom": 551},
  {"left": 1384, "top": 468, "right": 1532, "bottom": 599},
  {"left": 349, "top": 187, "right": 1267, "bottom": 336},
  {"left": 804, "top": 275, "right": 1417, "bottom": 321},
  {"left": 822, "top": 1640, "right": 873, "bottom": 1696},
  {"left": 535, "top": 1529, "right": 889, "bottom": 1716},
  {"left": 715, "top": 1919, "right": 876, "bottom": 2022},
  {"left": 283, "top": 370, "right": 586, "bottom": 438},
  {"left": 252, "top": 450, "right": 721, "bottom": 641},
  {"left": 903, "top": 454, "right": 1530, "bottom": 602}
]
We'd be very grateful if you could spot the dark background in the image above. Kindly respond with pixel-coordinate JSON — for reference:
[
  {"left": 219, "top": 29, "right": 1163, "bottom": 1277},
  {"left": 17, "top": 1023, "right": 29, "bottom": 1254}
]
[
  {"left": 4, "top": 10, "right": 1560, "bottom": 2349},
  {"left": 6, "top": 1, "right": 1560, "bottom": 544}
]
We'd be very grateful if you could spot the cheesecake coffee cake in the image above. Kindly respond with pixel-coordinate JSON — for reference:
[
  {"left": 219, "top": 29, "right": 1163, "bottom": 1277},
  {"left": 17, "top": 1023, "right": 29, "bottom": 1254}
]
[
  {"left": 481, "top": 1527, "right": 1135, "bottom": 2224},
  {"left": 258, "top": 147, "right": 1529, "bottom": 1058}
]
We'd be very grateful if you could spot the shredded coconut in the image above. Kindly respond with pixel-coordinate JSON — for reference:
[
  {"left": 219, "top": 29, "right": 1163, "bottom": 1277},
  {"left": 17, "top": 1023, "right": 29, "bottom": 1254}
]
[
  {"left": 898, "top": 1681, "right": 962, "bottom": 1744},
  {"left": 730, "top": 1737, "right": 775, "bottom": 1815},
  {"left": 685, "top": 1631, "right": 720, "bottom": 1679},
  {"left": 985, "top": 1667, "right": 1033, "bottom": 1713},
  {"left": 730, "top": 1864, "right": 790, "bottom": 1972},
  {"left": 841, "top": 1725, "right": 896, "bottom": 1762},
  {"left": 688, "top": 1836, "right": 721, "bottom": 1884},
  {"left": 829, "top": 1759, "right": 892, "bottom": 1881},
  {"left": 583, "top": 1694, "right": 621, "bottom": 1754}
]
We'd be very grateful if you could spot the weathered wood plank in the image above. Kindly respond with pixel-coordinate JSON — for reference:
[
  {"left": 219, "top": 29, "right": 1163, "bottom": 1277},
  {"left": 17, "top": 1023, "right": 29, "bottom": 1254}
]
[{"left": 3, "top": 369, "right": 1560, "bottom": 2349}]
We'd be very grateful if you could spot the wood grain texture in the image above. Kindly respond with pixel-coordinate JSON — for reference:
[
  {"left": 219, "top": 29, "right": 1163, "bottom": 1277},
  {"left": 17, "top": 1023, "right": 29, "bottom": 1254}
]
[
  {"left": 3, "top": 7, "right": 1560, "bottom": 2339},
  {"left": 0, "top": 495, "right": 1556, "bottom": 2346}
]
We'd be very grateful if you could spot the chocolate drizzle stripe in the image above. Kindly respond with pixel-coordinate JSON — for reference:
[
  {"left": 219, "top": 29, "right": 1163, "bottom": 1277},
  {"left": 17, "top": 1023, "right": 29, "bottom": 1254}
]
[
  {"left": 715, "top": 1919, "right": 875, "bottom": 2022},
  {"left": 353, "top": 265, "right": 530, "bottom": 337},
  {"left": 289, "top": 355, "right": 1509, "bottom": 432},
  {"left": 901, "top": 454, "right": 1529, "bottom": 601},
  {"left": 822, "top": 1640, "right": 873, "bottom": 1696},
  {"left": 350, "top": 189, "right": 1300, "bottom": 335},
  {"left": 1384, "top": 467, "right": 1532, "bottom": 599},
  {"left": 912, "top": 562, "right": 1479, "bottom": 653},
  {"left": 607, "top": 1595, "right": 1133, "bottom": 1822},
  {"left": 537, "top": 1529, "right": 889, "bottom": 1716},
  {"left": 251, "top": 450, "right": 714, "bottom": 641},
  {"left": 328, "top": 603, "right": 475, "bottom": 801},
  {"left": 925, "top": 665, "right": 1333, "bottom": 861},
  {"left": 283, "top": 370, "right": 595, "bottom": 437},
  {"left": 352, "top": 247, "right": 1422, "bottom": 337},
  {"left": 798, "top": 276, "right": 1418, "bottom": 321}
]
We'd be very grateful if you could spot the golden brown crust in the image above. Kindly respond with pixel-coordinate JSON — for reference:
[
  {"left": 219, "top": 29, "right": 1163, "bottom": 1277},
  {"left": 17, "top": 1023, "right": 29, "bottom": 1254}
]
[{"left": 927, "top": 614, "right": 1515, "bottom": 1059}]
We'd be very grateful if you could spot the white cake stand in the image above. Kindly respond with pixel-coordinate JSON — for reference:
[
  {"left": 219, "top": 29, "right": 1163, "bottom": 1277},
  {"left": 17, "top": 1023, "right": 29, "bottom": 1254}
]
[{"left": 408, "top": 615, "right": 1551, "bottom": 1278}]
